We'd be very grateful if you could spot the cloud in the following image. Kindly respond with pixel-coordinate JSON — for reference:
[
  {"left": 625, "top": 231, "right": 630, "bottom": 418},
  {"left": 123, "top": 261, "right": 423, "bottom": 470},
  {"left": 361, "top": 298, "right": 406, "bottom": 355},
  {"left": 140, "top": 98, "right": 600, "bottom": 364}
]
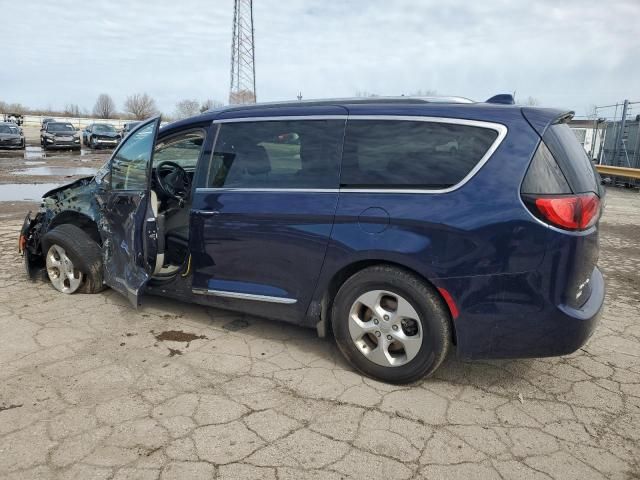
[{"left": 1, "top": 0, "right": 638, "bottom": 116}]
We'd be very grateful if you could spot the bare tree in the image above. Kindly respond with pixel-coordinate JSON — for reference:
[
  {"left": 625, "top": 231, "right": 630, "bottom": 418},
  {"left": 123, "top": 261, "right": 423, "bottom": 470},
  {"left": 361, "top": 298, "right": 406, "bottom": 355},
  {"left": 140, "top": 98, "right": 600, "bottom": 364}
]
[
  {"left": 229, "top": 89, "right": 256, "bottom": 105},
  {"left": 355, "top": 90, "right": 379, "bottom": 98},
  {"left": 174, "top": 99, "right": 200, "bottom": 119},
  {"left": 200, "top": 98, "right": 224, "bottom": 113},
  {"left": 410, "top": 89, "right": 438, "bottom": 96},
  {"left": 0, "top": 102, "right": 27, "bottom": 114},
  {"left": 524, "top": 96, "right": 540, "bottom": 106},
  {"left": 64, "top": 103, "right": 81, "bottom": 117},
  {"left": 124, "top": 93, "right": 158, "bottom": 120},
  {"left": 93, "top": 94, "right": 116, "bottom": 119}
]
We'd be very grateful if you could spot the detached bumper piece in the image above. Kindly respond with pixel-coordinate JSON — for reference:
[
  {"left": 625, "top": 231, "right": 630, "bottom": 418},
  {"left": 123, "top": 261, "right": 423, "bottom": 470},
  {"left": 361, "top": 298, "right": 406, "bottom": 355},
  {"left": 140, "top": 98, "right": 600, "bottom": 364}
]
[{"left": 19, "top": 212, "right": 45, "bottom": 279}]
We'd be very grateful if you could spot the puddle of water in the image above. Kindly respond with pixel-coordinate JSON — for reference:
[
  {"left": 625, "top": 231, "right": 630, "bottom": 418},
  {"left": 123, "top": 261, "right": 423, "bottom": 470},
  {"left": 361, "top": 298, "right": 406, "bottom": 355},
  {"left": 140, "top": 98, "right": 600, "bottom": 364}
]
[
  {"left": 22, "top": 146, "right": 95, "bottom": 160},
  {"left": 0, "top": 183, "right": 61, "bottom": 201},
  {"left": 24, "top": 147, "right": 44, "bottom": 160},
  {"left": 14, "top": 166, "right": 96, "bottom": 177},
  {"left": 24, "top": 161, "right": 46, "bottom": 165}
]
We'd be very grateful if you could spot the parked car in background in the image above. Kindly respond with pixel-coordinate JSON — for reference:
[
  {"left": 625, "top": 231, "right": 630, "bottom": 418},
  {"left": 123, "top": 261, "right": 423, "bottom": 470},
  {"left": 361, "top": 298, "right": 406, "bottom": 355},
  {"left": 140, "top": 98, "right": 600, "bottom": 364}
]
[
  {"left": 41, "top": 118, "right": 55, "bottom": 128},
  {"left": 0, "top": 121, "right": 25, "bottom": 149},
  {"left": 40, "top": 122, "right": 80, "bottom": 151},
  {"left": 39, "top": 118, "right": 57, "bottom": 146},
  {"left": 121, "top": 121, "right": 141, "bottom": 138},
  {"left": 3, "top": 113, "right": 24, "bottom": 126},
  {"left": 19, "top": 95, "right": 605, "bottom": 383},
  {"left": 83, "top": 123, "right": 122, "bottom": 149}
]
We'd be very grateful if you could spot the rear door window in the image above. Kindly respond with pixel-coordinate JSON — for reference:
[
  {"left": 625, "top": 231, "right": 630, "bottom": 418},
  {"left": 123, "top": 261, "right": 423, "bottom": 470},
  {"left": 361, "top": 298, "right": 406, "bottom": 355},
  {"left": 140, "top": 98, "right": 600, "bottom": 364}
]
[
  {"left": 341, "top": 120, "right": 499, "bottom": 189},
  {"left": 206, "top": 119, "right": 345, "bottom": 189},
  {"left": 542, "top": 123, "right": 599, "bottom": 194}
]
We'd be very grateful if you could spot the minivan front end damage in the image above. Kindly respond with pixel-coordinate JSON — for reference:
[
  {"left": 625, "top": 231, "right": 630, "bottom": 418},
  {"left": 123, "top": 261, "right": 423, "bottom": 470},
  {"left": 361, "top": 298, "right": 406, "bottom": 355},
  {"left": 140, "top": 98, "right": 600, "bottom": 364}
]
[{"left": 18, "top": 176, "right": 101, "bottom": 278}]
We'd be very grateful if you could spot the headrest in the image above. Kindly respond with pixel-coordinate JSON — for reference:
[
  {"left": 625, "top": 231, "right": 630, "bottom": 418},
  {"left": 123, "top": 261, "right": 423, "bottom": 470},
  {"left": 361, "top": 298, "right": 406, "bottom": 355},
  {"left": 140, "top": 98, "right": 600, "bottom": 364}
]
[
  {"left": 235, "top": 144, "right": 271, "bottom": 175},
  {"left": 300, "top": 135, "right": 330, "bottom": 171}
]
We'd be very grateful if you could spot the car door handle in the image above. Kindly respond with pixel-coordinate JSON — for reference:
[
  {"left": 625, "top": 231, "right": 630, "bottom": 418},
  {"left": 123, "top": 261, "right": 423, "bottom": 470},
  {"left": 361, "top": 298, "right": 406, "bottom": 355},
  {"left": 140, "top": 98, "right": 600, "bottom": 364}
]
[{"left": 193, "top": 210, "right": 219, "bottom": 217}]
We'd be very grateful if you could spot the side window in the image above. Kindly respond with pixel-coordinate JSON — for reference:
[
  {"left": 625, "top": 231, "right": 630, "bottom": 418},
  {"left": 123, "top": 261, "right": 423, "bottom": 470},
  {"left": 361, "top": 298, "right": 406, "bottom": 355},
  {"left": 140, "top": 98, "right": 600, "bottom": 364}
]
[
  {"left": 341, "top": 120, "right": 499, "bottom": 189},
  {"left": 543, "top": 123, "right": 599, "bottom": 194},
  {"left": 154, "top": 130, "right": 205, "bottom": 170},
  {"left": 206, "top": 119, "right": 344, "bottom": 189},
  {"left": 111, "top": 121, "right": 156, "bottom": 190}
]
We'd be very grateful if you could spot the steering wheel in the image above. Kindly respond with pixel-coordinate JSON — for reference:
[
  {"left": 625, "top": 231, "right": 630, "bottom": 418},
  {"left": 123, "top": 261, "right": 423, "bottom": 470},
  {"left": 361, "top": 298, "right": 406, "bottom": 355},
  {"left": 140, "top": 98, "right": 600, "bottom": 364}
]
[{"left": 155, "top": 161, "right": 192, "bottom": 202}]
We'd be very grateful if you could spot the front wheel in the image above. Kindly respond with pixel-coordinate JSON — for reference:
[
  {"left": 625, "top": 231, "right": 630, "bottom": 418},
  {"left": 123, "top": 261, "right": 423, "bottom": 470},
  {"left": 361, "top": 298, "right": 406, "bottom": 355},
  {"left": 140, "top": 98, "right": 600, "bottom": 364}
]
[
  {"left": 42, "top": 224, "right": 105, "bottom": 294},
  {"left": 331, "top": 265, "right": 451, "bottom": 384}
]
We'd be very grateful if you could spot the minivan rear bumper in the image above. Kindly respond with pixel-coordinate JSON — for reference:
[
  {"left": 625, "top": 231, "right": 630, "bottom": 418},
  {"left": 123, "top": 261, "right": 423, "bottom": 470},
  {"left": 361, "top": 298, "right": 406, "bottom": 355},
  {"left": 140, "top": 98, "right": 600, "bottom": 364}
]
[{"left": 450, "top": 266, "right": 604, "bottom": 360}]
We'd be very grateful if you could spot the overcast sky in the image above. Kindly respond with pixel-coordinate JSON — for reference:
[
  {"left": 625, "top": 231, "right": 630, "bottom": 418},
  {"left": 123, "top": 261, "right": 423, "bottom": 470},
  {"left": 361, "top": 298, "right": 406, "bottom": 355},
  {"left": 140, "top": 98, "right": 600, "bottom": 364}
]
[{"left": 1, "top": 0, "right": 638, "bottom": 117}]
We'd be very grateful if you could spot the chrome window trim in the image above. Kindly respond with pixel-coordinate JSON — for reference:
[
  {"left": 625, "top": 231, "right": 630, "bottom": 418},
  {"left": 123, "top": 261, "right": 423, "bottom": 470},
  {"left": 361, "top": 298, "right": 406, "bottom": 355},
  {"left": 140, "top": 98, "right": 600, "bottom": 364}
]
[
  {"left": 196, "top": 187, "right": 338, "bottom": 193},
  {"left": 192, "top": 288, "right": 297, "bottom": 304},
  {"left": 213, "top": 115, "right": 348, "bottom": 123},
  {"left": 202, "top": 114, "right": 508, "bottom": 194}
]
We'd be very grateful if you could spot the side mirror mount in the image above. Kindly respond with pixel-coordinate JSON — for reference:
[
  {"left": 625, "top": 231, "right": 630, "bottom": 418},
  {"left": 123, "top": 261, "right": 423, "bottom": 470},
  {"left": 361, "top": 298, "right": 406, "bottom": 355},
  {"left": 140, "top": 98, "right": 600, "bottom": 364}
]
[{"left": 94, "top": 162, "right": 110, "bottom": 187}]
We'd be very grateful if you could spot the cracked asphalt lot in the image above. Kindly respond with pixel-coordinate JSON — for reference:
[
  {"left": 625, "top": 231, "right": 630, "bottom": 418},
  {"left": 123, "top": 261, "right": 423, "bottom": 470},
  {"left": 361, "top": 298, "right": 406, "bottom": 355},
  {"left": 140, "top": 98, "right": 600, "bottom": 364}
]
[{"left": 1, "top": 188, "right": 639, "bottom": 480}]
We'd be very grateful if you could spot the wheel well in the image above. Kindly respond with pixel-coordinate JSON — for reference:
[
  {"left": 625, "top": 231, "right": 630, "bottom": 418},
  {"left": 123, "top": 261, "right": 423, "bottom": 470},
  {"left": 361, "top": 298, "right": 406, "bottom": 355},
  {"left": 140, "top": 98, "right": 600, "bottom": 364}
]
[
  {"left": 321, "top": 260, "right": 457, "bottom": 344},
  {"left": 49, "top": 212, "right": 101, "bottom": 245}
]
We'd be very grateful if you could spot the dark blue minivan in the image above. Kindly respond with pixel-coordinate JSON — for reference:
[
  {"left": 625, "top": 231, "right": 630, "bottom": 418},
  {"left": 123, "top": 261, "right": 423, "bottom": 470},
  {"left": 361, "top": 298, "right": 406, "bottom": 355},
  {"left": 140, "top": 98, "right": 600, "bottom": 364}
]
[{"left": 20, "top": 96, "right": 605, "bottom": 383}]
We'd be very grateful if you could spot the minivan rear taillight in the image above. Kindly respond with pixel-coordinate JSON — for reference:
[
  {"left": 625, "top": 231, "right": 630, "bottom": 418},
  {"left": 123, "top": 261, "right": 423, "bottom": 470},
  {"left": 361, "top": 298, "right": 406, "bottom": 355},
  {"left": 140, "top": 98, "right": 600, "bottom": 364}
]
[
  {"left": 521, "top": 138, "right": 601, "bottom": 231},
  {"left": 529, "top": 193, "right": 600, "bottom": 231}
]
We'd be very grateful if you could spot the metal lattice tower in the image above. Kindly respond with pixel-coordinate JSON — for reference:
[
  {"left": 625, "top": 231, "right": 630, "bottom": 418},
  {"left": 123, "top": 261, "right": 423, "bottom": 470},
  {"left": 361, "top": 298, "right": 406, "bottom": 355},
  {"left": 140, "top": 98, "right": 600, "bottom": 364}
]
[{"left": 229, "top": 0, "right": 256, "bottom": 104}]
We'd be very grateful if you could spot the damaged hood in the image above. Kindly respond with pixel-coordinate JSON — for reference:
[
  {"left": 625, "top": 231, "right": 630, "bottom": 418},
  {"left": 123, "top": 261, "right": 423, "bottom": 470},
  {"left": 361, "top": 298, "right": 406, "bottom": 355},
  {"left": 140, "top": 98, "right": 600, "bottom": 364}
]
[{"left": 42, "top": 176, "right": 96, "bottom": 200}]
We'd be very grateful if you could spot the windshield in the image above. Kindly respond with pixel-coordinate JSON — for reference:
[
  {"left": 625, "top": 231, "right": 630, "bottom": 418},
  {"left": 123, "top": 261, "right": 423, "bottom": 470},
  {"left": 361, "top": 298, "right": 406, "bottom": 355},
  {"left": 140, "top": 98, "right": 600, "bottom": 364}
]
[
  {"left": 0, "top": 125, "right": 19, "bottom": 134},
  {"left": 48, "top": 123, "right": 75, "bottom": 133},
  {"left": 94, "top": 124, "right": 116, "bottom": 133}
]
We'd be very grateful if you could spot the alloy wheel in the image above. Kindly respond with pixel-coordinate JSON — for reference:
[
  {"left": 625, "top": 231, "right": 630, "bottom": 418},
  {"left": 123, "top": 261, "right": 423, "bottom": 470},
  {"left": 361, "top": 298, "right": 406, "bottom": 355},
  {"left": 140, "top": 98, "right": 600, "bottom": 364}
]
[
  {"left": 348, "top": 289, "right": 423, "bottom": 367},
  {"left": 45, "top": 244, "right": 83, "bottom": 294}
]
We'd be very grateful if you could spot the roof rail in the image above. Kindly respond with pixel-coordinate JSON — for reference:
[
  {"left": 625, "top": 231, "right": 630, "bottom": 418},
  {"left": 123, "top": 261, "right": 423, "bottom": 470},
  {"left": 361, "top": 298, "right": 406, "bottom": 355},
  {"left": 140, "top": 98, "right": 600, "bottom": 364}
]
[
  {"left": 206, "top": 96, "right": 475, "bottom": 113},
  {"left": 485, "top": 94, "right": 515, "bottom": 105}
]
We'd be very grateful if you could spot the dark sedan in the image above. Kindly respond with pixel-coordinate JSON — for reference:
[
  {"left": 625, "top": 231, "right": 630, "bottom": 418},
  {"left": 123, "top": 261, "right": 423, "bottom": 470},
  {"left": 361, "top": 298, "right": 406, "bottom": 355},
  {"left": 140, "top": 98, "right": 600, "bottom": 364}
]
[
  {"left": 83, "top": 123, "right": 121, "bottom": 149},
  {"left": 0, "top": 122, "right": 25, "bottom": 149},
  {"left": 41, "top": 122, "right": 81, "bottom": 151}
]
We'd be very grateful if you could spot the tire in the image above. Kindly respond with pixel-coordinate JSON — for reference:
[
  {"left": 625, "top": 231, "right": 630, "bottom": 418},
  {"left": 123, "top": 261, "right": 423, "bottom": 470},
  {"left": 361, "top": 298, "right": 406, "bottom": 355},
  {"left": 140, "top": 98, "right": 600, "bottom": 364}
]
[
  {"left": 331, "top": 265, "right": 451, "bottom": 384},
  {"left": 90, "top": 136, "right": 98, "bottom": 149},
  {"left": 41, "top": 224, "right": 105, "bottom": 294}
]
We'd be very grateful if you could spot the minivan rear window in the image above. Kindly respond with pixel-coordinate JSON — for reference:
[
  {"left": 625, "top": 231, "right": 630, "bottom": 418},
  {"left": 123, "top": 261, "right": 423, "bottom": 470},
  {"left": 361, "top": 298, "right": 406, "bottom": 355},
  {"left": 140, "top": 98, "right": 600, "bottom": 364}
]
[
  {"left": 542, "top": 123, "right": 599, "bottom": 194},
  {"left": 208, "top": 120, "right": 345, "bottom": 189},
  {"left": 341, "top": 120, "right": 499, "bottom": 189}
]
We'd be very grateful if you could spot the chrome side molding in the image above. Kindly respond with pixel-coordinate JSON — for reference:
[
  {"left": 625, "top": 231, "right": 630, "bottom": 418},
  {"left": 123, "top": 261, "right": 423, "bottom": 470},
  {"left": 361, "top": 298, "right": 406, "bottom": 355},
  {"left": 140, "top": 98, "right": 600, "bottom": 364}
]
[{"left": 192, "top": 288, "right": 297, "bottom": 304}]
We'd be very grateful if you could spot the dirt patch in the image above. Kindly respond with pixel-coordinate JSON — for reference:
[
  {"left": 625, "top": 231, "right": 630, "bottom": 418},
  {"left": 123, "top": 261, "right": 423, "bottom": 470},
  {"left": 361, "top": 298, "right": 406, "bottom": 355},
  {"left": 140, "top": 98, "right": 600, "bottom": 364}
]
[
  {"left": 0, "top": 404, "right": 23, "bottom": 413},
  {"left": 601, "top": 223, "right": 640, "bottom": 244},
  {"left": 167, "top": 348, "right": 183, "bottom": 357},
  {"left": 223, "top": 319, "right": 250, "bottom": 331},
  {"left": 152, "top": 330, "right": 207, "bottom": 343}
]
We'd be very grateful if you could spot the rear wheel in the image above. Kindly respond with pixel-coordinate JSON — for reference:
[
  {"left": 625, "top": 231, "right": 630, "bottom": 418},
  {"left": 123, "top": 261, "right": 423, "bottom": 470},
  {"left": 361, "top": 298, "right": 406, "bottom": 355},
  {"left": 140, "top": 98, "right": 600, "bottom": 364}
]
[
  {"left": 331, "top": 265, "right": 451, "bottom": 384},
  {"left": 42, "top": 224, "right": 105, "bottom": 294}
]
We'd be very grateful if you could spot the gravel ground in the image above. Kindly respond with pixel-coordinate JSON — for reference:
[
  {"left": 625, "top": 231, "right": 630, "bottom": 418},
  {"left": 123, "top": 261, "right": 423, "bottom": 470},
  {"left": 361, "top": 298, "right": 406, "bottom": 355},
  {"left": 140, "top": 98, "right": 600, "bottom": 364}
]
[{"left": 0, "top": 153, "right": 639, "bottom": 478}]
